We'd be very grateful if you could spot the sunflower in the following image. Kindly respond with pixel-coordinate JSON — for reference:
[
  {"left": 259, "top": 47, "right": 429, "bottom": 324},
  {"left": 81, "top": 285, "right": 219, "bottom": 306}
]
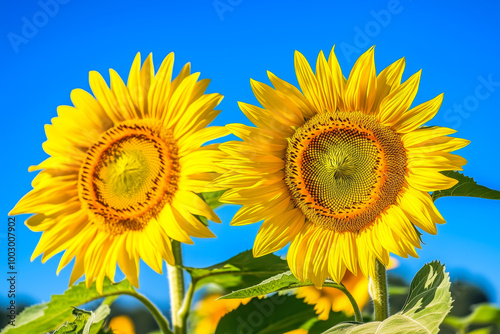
[
  {"left": 296, "top": 259, "right": 397, "bottom": 320},
  {"left": 192, "top": 293, "right": 251, "bottom": 334},
  {"left": 217, "top": 46, "right": 468, "bottom": 287},
  {"left": 108, "top": 315, "right": 135, "bottom": 334},
  {"left": 297, "top": 267, "right": 369, "bottom": 320},
  {"left": 10, "top": 53, "right": 227, "bottom": 292}
]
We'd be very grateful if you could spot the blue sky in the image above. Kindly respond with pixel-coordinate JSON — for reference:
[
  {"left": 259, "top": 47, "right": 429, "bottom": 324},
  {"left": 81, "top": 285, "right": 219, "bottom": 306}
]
[{"left": 1, "top": 0, "right": 500, "bottom": 312}]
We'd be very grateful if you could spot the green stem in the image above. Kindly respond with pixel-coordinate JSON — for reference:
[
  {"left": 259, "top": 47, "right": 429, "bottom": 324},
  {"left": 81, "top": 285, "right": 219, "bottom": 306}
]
[
  {"left": 168, "top": 241, "right": 186, "bottom": 334},
  {"left": 369, "top": 259, "right": 389, "bottom": 321},
  {"left": 324, "top": 281, "right": 363, "bottom": 322},
  {"left": 178, "top": 282, "right": 195, "bottom": 330},
  {"left": 121, "top": 291, "right": 173, "bottom": 334}
]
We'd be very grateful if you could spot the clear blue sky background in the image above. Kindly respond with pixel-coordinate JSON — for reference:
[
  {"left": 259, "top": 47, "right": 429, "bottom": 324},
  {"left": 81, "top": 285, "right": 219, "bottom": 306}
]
[{"left": 1, "top": 0, "right": 500, "bottom": 313}]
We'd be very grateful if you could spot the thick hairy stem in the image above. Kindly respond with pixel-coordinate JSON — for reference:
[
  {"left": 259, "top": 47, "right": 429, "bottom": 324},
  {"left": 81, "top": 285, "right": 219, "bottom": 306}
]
[
  {"left": 369, "top": 259, "right": 389, "bottom": 321},
  {"left": 168, "top": 241, "right": 186, "bottom": 334}
]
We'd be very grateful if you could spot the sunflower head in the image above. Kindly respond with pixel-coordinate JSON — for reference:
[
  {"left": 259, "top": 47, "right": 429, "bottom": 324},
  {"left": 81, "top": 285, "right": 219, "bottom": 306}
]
[
  {"left": 10, "top": 53, "right": 228, "bottom": 292},
  {"left": 297, "top": 268, "right": 370, "bottom": 320},
  {"left": 217, "top": 46, "right": 469, "bottom": 287},
  {"left": 108, "top": 315, "right": 135, "bottom": 334},
  {"left": 192, "top": 293, "right": 251, "bottom": 334}
]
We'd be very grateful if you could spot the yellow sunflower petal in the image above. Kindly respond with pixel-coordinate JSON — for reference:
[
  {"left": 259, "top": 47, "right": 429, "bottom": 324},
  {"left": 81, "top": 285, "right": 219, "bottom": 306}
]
[
  {"left": 295, "top": 50, "right": 326, "bottom": 113},
  {"left": 126, "top": 53, "right": 145, "bottom": 118},
  {"left": 253, "top": 208, "right": 305, "bottom": 256},
  {"left": 378, "top": 70, "right": 421, "bottom": 127},
  {"left": 268, "top": 71, "right": 316, "bottom": 119},
  {"left": 393, "top": 93, "right": 444, "bottom": 133},
  {"left": 11, "top": 53, "right": 223, "bottom": 292},
  {"left": 327, "top": 45, "right": 346, "bottom": 111},
  {"left": 407, "top": 168, "right": 459, "bottom": 192},
  {"left": 217, "top": 46, "right": 468, "bottom": 288},
  {"left": 327, "top": 232, "right": 347, "bottom": 284},
  {"left": 175, "top": 190, "right": 221, "bottom": 223},
  {"left": 109, "top": 68, "right": 137, "bottom": 120},
  {"left": 398, "top": 187, "right": 440, "bottom": 235},
  {"left": 238, "top": 101, "right": 294, "bottom": 136},
  {"left": 231, "top": 195, "right": 290, "bottom": 226},
  {"left": 315, "top": 50, "right": 336, "bottom": 112},
  {"left": 372, "top": 57, "right": 405, "bottom": 114},
  {"left": 148, "top": 52, "right": 174, "bottom": 119},
  {"left": 250, "top": 79, "right": 304, "bottom": 126},
  {"left": 407, "top": 136, "right": 470, "bottom": 154},
  {"left": 89, "top": 70, "right": 124, "bottom": 124},
  {"left": 402, "top": 126, "right": 457, "bottom": 147},
  {"left": 344, "top": 47, "right": 376, "bottom": 113}
]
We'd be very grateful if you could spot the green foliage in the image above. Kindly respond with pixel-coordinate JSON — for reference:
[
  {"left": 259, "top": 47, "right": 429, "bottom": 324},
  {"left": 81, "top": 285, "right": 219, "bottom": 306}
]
[
  {"left": 463, "top": 304, "right": 500, "bottom": 326},
  {"left": 432, "top": 171, "right": 500, "bottom": 201},
  {"left": 467, "top": 327, "right": 494, "bottom": 334},
  {"left": 0, "top": 279, "right": 134, "bottom": 334},
  {"left": 444, "top": 304, "right": 500, "bottom": 333},
  {"left": 52, "top": 306, "right": 110, "bottom": 334},
  {"left": 52, "top": 308, "right": 92, "bottom": 334},
  {"left": 321, "top": 261, "right": 452, "bottom": 334},
  {"left": 199, "top": 190, "right": 226, "bottom": 209},
  {"left": 220, "top": 271, "right": 310, "bottom": 299},
  {"left": 215, "top": 295, "right": 317, "bottom": 334},
  {"left": 195, "top": 190, "right": 226, "bottom": 225},
  {"left": 220, "top": 271, "right": 341, "bottom": 299},
  {"left": 306, "top": 313, "right": 352, "bottom": 334},
  {"left": 184, "top": 250, "right": 290, "bottom": 290}
]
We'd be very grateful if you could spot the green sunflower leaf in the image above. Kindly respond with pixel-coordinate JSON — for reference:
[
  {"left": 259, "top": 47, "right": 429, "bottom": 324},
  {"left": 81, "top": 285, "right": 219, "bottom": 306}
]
[
  {"left": 306, "top": 313, "right": 353, "bottom": 334},
  {"left": 0, "top": 279, "right": 133, "bottom": 334},
  {"left": 219, "top": 271, "right": 343, "bottom": 299},
  {"left": 432, "top": 171, "right": 500, "bottom": 201},
  {"left": 215, "top": 295, "right": 317, "bottom": 334},
  {"left": 467, "top": 327, "right": 494, "bottom": 334},
  {"left": 184, "top": 249, "right": 290, "bottom": 290},
  {"left": 52, "top": 307, "right": 92, "bottom": 334},
  {"left": 321, "top": 261, "right": 452, "bottom": 334},
  {"left": 443, "top": 303, "right": 500, "bottom": 332},
  {"left": 220, "top": 271, "right": 308, "bottom": 299},
  {"left": 52, "top": 305, "right": 110, "bottom": 334},
  {"left": 463, "top": 304, "right": 500, "bottom": 326}
]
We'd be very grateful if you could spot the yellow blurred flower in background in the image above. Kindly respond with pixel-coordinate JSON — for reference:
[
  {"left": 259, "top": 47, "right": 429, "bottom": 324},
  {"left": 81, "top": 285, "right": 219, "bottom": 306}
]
[
  {"left": 108, "top": 315, "right": 135, "bottom": 334},
  {"left": 297, "top": 269, "right": 369, "bottom": 320},
  {"left": 193, "top": 293, "right": 251, "bottom": 334}
]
